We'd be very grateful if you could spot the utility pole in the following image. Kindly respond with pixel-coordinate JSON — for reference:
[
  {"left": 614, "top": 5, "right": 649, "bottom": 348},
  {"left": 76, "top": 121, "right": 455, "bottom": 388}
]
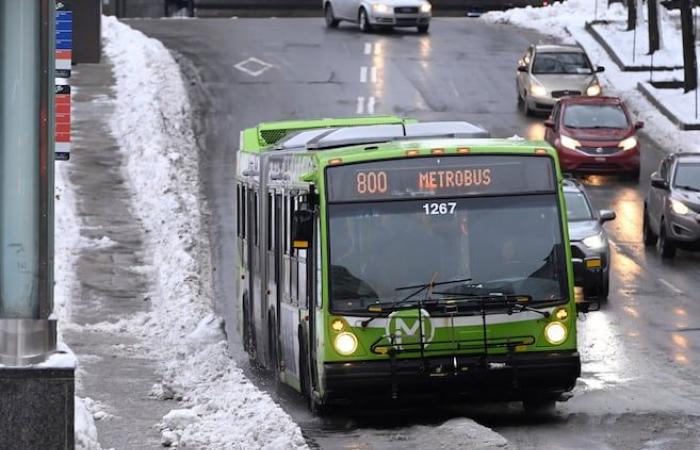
[
  {"left": 681, "top": 0, "right": 698, "bottom": 92},
  {"left": 0, "top": 0, "right": 74, "bottom": 447}
]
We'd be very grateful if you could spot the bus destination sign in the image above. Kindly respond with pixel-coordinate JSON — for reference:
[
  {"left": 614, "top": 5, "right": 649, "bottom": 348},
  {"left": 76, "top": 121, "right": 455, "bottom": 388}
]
[{"left": 326, "top": 155, "right": 555, "bottom": 202}]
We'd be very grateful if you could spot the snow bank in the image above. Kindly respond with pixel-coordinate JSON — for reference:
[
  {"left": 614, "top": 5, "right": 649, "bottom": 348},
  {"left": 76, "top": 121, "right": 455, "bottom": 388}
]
[
  {"left": 482, "top": 0, "right": 700, "bottom": 150},
  {"left": 101, "top": 16, "right": 307, "bottom": 449}
]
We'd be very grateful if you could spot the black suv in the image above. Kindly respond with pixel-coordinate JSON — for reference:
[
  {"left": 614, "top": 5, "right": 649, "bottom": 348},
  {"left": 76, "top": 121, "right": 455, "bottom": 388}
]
[
  {"left": 563, "top": 179, "right": 616, "bottom": 300},
  {"left": 644, "top": 153, "right": 700, "bottom": 258}
]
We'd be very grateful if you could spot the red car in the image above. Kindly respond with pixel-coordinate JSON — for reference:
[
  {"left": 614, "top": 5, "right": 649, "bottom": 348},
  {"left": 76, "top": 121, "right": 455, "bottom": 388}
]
[{"left": 544, "top": 96, "right": 643, "bottom": 180}]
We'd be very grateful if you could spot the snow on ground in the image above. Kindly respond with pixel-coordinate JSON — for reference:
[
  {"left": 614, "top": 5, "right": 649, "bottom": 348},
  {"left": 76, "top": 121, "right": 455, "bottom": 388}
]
[
  {"left": 101, "top": 16, "right": 308, "bottom": 449},
  {"left": 483, "top": 0, "right": 700, "bottom": 150}
]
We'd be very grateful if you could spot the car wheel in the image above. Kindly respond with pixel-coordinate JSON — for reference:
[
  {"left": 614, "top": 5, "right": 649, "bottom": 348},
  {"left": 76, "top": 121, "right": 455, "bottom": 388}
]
[
  {"left": 523, "top": 397, "right": 556, "bottom": 415},
  {"left": 600, "top": 270, "right": 610, "bottom": 301},
  {"left": 521, "top": 91, "right": 532, "bottom": 116},
  {"left": 417, "top": 23, "right": 429, "bottom": 33},
  {"left": 359, "top": 8, "right": 372, "bottom": 33},
  {"left": 657, "top": 219, "right": 677, "bottom": 259},
  {"left": 643, "top": 206, "right": 658, "bottom": 246},
  {"left": 325, "top": 3, "right": 339, "bottom": 28},
  {"left": 626, "top": 168, "right": 640, "bottom": 182}
]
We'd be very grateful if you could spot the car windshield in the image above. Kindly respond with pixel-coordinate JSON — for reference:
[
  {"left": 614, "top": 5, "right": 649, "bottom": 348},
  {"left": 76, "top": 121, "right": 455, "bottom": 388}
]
[
  {"left": 564, "top": 191, "right": 593, "bottom": 220},
  {"left": 532, "top": 52, "right": 592, "bottom": 75},
  {"left": 328, "top": 194, "right": 567, "bottom": 313},
  {"left": 563, "top": 104, "right": 629, "bottom": 129},
  {"left": 674, "top": 163, "right": 700, "bottom": 190}
]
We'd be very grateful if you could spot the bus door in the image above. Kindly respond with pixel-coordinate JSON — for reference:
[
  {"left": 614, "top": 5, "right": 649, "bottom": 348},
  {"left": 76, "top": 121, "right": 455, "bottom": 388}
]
[
  {"left": 280, "top": 194, "right": 301, "bottom": 386},
  {"left": 247, "top": 189, "right": 261, "bottom": 351}
]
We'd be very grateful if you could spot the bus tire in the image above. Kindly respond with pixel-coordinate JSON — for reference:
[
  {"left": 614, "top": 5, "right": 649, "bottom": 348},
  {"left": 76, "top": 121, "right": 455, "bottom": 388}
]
[
  {"left": 242, "top": 297, "right": 256, "bottom": 359},
  {"left": 268, "top": 314, "right": 281, "bottom": 390}
]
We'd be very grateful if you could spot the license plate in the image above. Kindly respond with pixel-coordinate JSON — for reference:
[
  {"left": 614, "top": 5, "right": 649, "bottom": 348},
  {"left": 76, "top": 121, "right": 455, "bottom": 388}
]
[{"left": 595, "top": 157, "right": 606, "bottom": 162}]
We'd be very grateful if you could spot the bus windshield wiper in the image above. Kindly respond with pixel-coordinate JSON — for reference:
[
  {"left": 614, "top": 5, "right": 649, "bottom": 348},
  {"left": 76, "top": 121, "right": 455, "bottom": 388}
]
[
  {"left": 676, "top": 184, "right": 700, "bottom": 192},
  {"left": 394, "top": 276, "right": 473, "bottom": 303}
]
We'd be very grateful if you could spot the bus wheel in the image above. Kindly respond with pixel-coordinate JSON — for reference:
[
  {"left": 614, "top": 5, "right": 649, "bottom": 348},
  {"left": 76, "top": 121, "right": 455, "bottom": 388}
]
[
  {"left": 523, "top": 398, "right": 556, "bottom": 415},
  {"left": 268, "top": 316, "right": 281, "bottom": 390},
  {"left": 243, "top": 299, "right": 256, "bottom": 359}
]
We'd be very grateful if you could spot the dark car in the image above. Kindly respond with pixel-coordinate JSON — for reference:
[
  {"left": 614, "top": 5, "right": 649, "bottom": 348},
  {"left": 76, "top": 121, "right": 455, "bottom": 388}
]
[
  {"left": 644, "top": 152, "right": 700, "bottom": 258},
  {"left": 563, "top": 179, "right": 616, "bottom": 301},
  {"left": 545, "top": 96, "right": 643, "bottom": 180}
]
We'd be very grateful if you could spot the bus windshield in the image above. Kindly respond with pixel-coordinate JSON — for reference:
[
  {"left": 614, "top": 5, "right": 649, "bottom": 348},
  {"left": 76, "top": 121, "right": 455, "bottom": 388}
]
[{"left": 328, "top": 194, "right": 567, "bottom": 313}]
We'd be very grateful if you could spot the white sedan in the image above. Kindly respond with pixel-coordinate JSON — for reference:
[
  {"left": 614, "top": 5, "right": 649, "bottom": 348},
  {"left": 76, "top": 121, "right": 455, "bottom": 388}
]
[{"left": 324, "top": 0, "right": 432, "bottom": 33}]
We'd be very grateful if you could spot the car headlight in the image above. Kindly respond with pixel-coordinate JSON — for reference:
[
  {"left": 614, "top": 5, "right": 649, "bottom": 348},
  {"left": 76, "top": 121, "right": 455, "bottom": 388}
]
[
  {"left": 618, "top": 136, "right": 638, "bottom": 151},
  {"left": 560, "top": 135, "right": 581, "bottom": 151},
  {"left": 544, "top": 321, "right": 568, "bottom": 345},
  {"left": 586, "top": 83, "right": 602, "bottom": 96},
  {"left": 420, "top": 2, "right": 432, "bottom": 12},
  {"left": 530, "top": 83, "right": 547, "bottom": 98},
  {"left": 582, "top": 233, "right": 605, "bottom": 249},
  {"left": 670, "top": 198, "right": 690, "bottom": 215},
  {"left": 334, "top": 332, "right": 358, "bottom": 356},
  {"left": 372, "top": 3, "right": 389, "bottom": 13}
]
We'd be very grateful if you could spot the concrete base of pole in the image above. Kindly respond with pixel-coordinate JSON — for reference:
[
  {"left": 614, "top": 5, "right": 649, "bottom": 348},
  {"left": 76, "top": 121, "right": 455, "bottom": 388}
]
[{"left": 0, "top": 345, "right": 75, "bottom": 449}]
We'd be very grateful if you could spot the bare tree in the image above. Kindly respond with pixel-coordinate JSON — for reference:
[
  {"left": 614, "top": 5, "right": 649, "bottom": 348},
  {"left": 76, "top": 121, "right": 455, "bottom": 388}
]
[{"left": 680, "top": 0, "right": 698, "bottom": 92}]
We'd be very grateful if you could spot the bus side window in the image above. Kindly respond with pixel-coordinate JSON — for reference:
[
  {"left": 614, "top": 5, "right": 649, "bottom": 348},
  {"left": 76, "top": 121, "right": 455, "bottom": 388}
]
[
  {"left": 236, "top": 184, "right": 241, "bottom": 237},
  {"left": 296, "top": 195, "right": 307, "bottom": 307},
  {"left": 267, "top": 192, "right": 274, "bottom": 252}
]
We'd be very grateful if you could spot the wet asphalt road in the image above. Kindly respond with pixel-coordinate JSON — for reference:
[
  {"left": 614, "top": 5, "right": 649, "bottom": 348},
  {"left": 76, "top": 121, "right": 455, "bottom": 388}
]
[{"left": 129, "top": 17, "right": 700, "bottom": 450}]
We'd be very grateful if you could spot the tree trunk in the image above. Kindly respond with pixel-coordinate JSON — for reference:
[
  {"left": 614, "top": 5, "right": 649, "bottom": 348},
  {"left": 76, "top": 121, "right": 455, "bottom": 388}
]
[
  {"left": 648, "top": 0, "right": 660, "bottom": 53},
  {"left": 680, "top": 0, "right": 698, "bottom": 92},
  {"left": 627, "top": 0, "right": 637, "bottom": 30}
]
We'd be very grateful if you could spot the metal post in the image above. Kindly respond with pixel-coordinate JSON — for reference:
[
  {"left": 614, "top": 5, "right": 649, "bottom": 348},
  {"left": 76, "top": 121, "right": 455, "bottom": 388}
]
[{"left": 0, "top": 0, "right": 56, "bottom": 365}]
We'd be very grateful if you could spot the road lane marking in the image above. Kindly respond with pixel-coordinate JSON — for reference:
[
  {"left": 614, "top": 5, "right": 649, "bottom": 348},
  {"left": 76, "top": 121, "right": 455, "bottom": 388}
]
[
  {"left": 233, "top": 57, "right": 274, "bottom": 77},
  {"left": 360, "top": 66, "right": 368, "bottom": 83},
  {"left": 659, "top": 278, "right": 684, "bottom": 295},
  {"left": 374, "top": 43, "right": 382, "bottom": 55},
  {"left": 370, "top": 66, "right": 378, "bottom": 83},
  {"left": 364, "top": 42, "right": 372, "bottom": 55},
  {"left": 357, "top": 96, "right": 365, "bottom": 114},
  {"left": 367, "top": 96, "right": 376, "bottom": 114}
]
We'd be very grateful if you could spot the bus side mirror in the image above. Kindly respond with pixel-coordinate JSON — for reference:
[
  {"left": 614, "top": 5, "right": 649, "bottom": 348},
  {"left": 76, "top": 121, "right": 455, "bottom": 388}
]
[
  {"left": 650, "top": 173, "right": 668, "bottom": 190},
  {"left": 292, "top": 210, "right": 314, "bottom": 249}
]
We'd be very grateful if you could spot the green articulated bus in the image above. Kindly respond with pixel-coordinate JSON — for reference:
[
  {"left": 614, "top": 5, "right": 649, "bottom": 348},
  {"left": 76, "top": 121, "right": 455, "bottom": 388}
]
[{"left": 235, "top": 116, "right": 584, "bottom": 412}]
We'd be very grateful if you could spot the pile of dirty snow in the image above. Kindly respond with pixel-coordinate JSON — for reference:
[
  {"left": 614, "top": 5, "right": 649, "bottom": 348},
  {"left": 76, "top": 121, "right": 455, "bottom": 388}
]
[{"left": 101, "top": 16, "right": 307, "bottom": 449}]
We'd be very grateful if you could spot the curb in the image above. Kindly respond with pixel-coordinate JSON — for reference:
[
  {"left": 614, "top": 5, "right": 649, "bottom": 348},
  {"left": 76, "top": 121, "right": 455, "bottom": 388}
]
[
  {"left": 585, "top": 21, "right": 682, "bottom": 72},
  {"left": 637, "top": 81, "right": 700, "bottom": 131}
]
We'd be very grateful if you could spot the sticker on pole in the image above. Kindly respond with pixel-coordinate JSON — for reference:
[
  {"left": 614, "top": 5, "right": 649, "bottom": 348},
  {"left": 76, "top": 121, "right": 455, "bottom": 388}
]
[
  {"left": 55, "top": 80, "right": 71, "bottom": 161},
  {"left": 55, "top": 1, "right": 72, "bottom": 78}
]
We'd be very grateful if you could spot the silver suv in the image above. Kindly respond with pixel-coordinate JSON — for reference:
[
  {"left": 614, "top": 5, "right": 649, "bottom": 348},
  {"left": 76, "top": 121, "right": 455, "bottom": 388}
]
[
  {"left": 516, "top": 44, "right": 604, "bottom": 116},
  {"left": 644, "top": 153, "right": 700, "bottom": 258}
]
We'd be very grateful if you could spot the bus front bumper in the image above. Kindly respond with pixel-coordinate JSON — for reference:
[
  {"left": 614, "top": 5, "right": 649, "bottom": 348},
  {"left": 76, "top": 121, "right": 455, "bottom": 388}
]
[{"left": 323, "top": 350, "right": 580, "bottom": 402}]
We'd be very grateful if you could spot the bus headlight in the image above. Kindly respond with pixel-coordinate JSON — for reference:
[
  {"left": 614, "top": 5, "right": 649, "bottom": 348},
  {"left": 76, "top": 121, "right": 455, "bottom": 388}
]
[
  {"left": 334, "top": 332, "right": 358, "bottom": 356},
  {"left": 545, "top": 321, "right": 567, "bottom": 345}
]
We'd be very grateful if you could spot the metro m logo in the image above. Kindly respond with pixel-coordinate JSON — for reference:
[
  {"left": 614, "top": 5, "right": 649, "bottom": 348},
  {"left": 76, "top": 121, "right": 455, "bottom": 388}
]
[{"left": 385, "top": 309, "right": 435, "bottom": 349}]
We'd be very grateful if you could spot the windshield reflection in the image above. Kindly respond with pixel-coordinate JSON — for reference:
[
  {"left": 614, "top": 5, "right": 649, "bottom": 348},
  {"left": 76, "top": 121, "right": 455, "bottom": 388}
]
[{"left": 328, "top": 195, "right": 567, "bottom": 313}]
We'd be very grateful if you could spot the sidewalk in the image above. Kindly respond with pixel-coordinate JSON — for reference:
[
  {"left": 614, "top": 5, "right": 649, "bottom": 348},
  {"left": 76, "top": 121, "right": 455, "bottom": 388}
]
[{"left": 63, "top": 56, "right": 175, "bottom": 449}]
